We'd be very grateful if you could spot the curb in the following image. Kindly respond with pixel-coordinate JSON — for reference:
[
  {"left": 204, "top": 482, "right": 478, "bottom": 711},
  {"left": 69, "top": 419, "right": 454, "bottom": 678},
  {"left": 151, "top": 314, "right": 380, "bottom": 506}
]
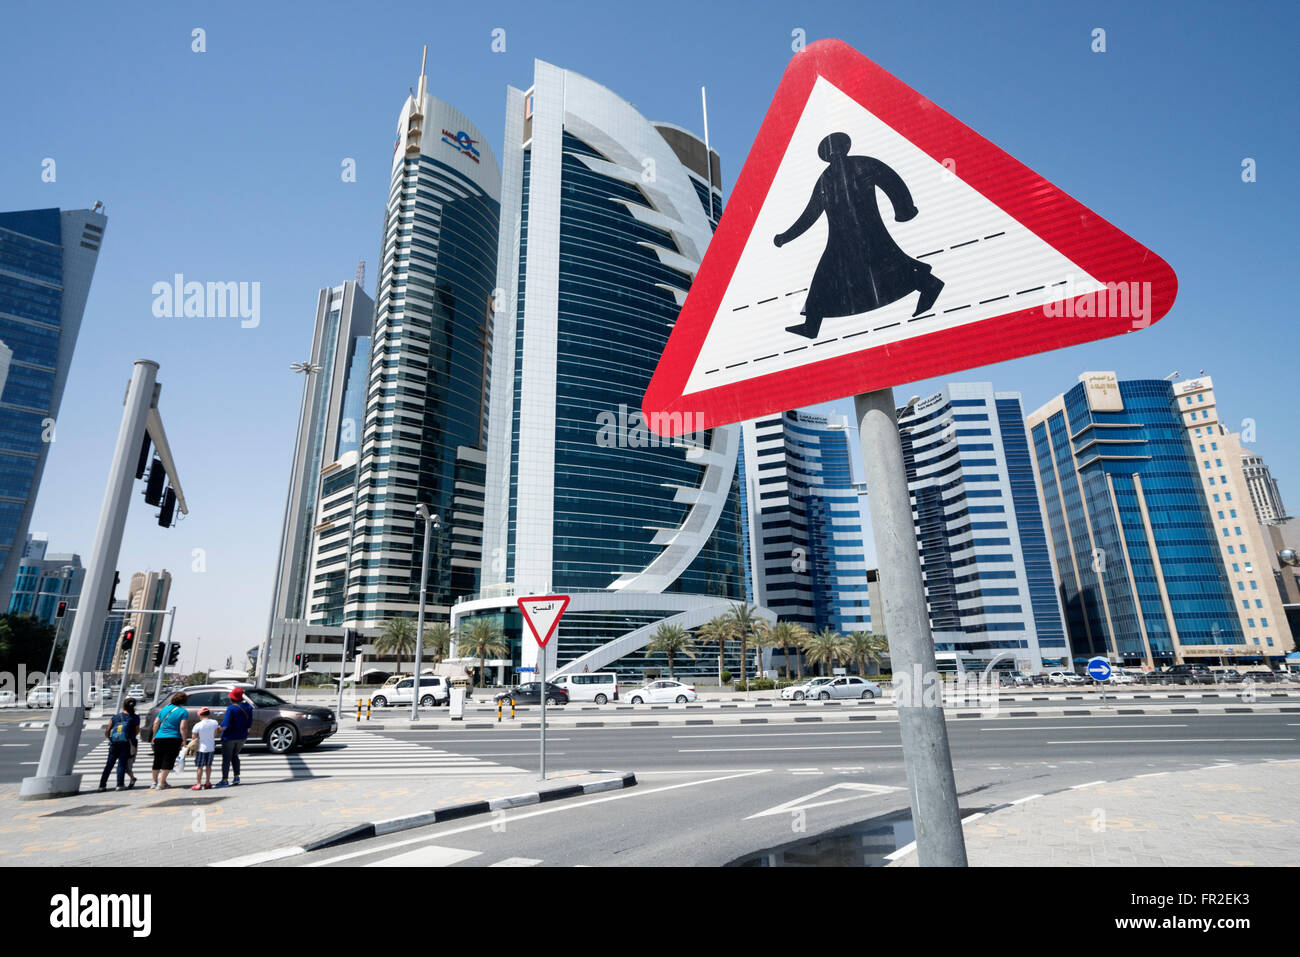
[
  {"left": 343, "top": 702, "right": 1297, "bottom": 731},
  {"left": 207, "top": 771, "right": 637, "bottom": 867}
]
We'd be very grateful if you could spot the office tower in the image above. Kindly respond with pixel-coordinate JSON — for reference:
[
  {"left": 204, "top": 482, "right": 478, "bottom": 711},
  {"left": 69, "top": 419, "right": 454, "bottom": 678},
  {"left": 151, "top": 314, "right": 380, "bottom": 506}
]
[
  {"left": 6, "top": 535, "right": 84, "bottom": 625},
  {"left": 1169, "top": 376, "right": 1294, "bottom": 661},
  {"left": 116, "top": 570, "right": 172, "bottom": 674},
  {"left": 1240, "top": 452, "right": 1287, "bottom": 525},
  {"left": 462, "top": 59, "right": 748, "bottom": 682},
  {"left": 96, "top": 599, "right": 128, "bottom": 673},
  {"left": 0, "top": 207, "right": 107, "bottom": 602},
  {"left": 1028, "top": 372, "right": 1245, "bottom": 667},
  {"left": 742, "top": 411, "right": 871, "bottom": 667},
  {"left": 897, "top": 383, "right": 1070, "bottom": 673},
  {"left": 341, "top": 53, "right": 501, "bottom": 630},
  {"left": 268, "top": 280, "right": 373, "bottom": 633}
]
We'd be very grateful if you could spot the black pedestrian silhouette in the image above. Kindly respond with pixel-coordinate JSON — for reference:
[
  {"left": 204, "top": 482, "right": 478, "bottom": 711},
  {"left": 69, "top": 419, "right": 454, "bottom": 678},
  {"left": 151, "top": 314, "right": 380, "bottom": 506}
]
[{"left": 774, "top": 132, "right": 944, "bottom": 339}]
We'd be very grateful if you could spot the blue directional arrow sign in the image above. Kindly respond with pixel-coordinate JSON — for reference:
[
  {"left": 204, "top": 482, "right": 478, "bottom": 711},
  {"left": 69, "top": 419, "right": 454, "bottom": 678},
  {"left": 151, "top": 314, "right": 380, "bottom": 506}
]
[{"left": 1086, "top": 657, "right": 1113, "bottom": 682}]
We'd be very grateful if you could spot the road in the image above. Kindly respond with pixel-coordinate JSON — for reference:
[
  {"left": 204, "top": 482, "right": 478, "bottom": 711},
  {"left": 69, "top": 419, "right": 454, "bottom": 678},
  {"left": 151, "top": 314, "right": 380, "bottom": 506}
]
[{"left": 264, "top": 711, "right": 1300, "bottom": 866}]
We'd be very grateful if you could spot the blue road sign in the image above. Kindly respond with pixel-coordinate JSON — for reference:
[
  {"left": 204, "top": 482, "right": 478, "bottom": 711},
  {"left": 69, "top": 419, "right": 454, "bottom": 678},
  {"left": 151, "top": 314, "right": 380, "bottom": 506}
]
[{"left": 1086, "top": 657, "right": 1112, "bottom": 682}]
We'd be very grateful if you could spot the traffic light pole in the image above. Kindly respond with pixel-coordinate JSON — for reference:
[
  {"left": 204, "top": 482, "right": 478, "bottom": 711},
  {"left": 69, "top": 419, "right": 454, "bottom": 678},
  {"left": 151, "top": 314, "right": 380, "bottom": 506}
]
[
  {"left": 854, "top": 388, "right": 967, "bottom": 866},
  {"left": 150, "top": 607, "right": 177, "bottom": 709},
  {"left": 22, "top": 361, "right": 158, "bottom": 799}
]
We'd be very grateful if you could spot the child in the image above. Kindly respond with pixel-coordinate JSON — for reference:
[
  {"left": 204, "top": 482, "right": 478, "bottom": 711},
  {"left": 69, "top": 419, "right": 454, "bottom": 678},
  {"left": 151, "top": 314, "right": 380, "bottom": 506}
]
[{"left": 190, "top": 707, "right": 219, "bottom": 790}]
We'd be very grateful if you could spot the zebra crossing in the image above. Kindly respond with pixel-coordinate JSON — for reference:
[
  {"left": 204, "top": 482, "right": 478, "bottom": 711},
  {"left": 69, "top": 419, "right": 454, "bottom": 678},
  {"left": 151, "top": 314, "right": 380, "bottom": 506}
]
[{"left": 73, "top": 728, "right": 529, "bottom": 782}]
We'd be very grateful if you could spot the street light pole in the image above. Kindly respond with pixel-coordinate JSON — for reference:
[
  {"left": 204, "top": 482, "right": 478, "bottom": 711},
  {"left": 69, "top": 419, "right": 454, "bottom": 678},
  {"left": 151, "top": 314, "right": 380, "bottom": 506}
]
[
  {"left": 258, "top": 361, "right": 321, "bottom": 687},
  {"left": 411, "top": 506, "right": 439, "bottom": 720}
]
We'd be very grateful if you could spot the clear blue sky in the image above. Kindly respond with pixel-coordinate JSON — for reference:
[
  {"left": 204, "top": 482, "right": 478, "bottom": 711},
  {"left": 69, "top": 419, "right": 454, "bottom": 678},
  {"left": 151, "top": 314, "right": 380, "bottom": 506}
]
[{"left": 2, "top": 0, "right": 1295, "bottom": 672}]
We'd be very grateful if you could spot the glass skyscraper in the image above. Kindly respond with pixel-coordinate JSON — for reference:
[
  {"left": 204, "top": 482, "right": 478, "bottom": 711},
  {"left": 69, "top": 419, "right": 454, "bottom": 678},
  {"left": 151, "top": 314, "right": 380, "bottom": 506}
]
[
  {"left": 269, "top": 280, "right": 373, "bottom": 636},
  {"left": 742, "top": 411, "right": 871, "bottom": 657},
  {"left": 1027, "top": 373, "right": 1245, "bottom": 667},
  {"left": 0, "top": 207, "right": 106, "bottom": 603},
  {"left": 341, "top": 56, "right": 501, "bottom": 629},
  {"left": 898, "top": 383, "right": 1071, "bottom": 672},
  {"left": 460, "top": 60, "right": 750, "bottom": 682}
]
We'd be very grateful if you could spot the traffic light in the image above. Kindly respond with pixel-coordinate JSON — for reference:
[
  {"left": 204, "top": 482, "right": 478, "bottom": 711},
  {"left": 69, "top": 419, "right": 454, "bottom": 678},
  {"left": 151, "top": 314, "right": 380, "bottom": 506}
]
[
  {"left": 55, "top": 600, "right": 67, "bottom": 619},
  {"left": 135, "top": 434, "right": 152, "bottom": 479},
  {"left": 152, "top": 642, "right": 165, "bottom": 667},
  {"left": 158, "top": 487, "right": 177, "bottom": 528},
  {"left": 120, "top": 626, "right": 135, "bottom": 651},
  {"left": 107, "top": 570, "right": 120, "bottom": 613},
  {"left": 294, "top": 653, "right": 304, "bottom": 668},
  {"left": 144, "top": 459, "right": 166, "bottom": 506},
  {"left": 167, "top": 642, "right": 180, "bottom": 666},
  {"left": 344, "top": 628, "right": 359, "bottom": 662}
]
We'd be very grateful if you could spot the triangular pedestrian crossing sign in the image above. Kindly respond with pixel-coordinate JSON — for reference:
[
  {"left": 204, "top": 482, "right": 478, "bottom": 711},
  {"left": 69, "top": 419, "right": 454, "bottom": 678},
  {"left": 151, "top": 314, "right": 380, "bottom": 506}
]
[
  {"left": 644, "top": 39, "right": 1177, "bottom": 436},
  {"left": 516, "top": 595, "right": 570, "bottom": 648}
]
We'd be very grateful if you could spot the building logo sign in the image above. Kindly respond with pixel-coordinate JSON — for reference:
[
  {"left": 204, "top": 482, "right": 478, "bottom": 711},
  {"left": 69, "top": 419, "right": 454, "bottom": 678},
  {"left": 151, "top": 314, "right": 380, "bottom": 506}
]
[
  {"left": 441, "top": 129, "right": 481, "bottom": 163},
  {"left": 1081, "top": 371, "right": 1123, "bottom": 412}
]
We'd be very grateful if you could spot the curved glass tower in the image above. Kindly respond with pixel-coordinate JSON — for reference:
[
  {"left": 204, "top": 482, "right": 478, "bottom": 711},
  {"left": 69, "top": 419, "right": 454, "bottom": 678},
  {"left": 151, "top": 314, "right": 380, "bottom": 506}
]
[
  {"left": 342, "top": 54, "right": 501, "bottom": 627},
  {"left": 459, "top": 60, "right": 751, "bottom": 682}
]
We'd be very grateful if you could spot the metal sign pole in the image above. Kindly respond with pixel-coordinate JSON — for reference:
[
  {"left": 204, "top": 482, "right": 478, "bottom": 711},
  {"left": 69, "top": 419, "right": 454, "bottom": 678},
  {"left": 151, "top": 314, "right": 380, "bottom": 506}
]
[
  {"left": 151, "top": 608, "right": 176, "bottom": 709},
  {"left": 855, "top": 388, "right": 967, "bottom": 866},
  {"left": 539, "top": 648, "right": 547, "bottom": 781}
]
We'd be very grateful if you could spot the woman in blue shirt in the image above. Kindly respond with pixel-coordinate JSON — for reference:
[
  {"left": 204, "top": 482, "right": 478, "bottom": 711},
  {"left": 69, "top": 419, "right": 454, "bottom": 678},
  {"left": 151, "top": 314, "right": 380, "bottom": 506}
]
[{"left": 150, "top": 692, "right": 190, "bottom": 789}]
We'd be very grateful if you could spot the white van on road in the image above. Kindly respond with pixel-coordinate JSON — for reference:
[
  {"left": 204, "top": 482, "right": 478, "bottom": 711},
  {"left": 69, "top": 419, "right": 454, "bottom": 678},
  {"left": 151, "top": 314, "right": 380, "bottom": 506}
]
[{"left": 551, "top": 672, "right": 619, "bottom": 704}]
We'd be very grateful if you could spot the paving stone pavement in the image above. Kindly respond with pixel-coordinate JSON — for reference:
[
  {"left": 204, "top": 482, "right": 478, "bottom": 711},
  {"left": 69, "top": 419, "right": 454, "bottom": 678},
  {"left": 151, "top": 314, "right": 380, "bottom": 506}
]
[
  {"left": 0, "top": 768, "right": 617, "bottom": 867},
  {"left": 892, "top": 759, "right": 1300, "bottom": 867}
]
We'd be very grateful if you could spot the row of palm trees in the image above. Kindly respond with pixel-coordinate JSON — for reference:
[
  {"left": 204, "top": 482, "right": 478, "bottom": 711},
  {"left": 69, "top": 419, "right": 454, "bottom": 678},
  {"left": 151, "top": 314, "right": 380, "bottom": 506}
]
[
  {"left": 370, "top": 602, "right": 889, "bottom": 689},
  {"left": 645, "top": 602, "right": 890, "bottom": 684},
  {"left": 371, "top": 616, "right": 508, "bottom": 688}
]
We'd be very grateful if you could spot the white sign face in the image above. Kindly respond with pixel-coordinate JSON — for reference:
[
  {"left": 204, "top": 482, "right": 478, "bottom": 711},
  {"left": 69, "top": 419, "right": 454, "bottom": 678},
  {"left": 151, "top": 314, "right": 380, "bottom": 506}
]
[
  {"left": 681, "top": 77, "right": 1106, "bottom": 395},
  {"left": 517, "top": 596, "right": 568, "bottom": 648}
]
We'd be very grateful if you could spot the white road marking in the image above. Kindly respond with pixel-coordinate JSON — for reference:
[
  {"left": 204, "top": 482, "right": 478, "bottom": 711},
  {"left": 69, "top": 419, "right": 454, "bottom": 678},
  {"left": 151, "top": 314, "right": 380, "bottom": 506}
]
[
  {"left": 1046, "top": 738, "right": 1294, "bottom": 745},
  {"left": 211, "top": 846, "right": 307, "bottom": 867},
  {"left": 678, "top": 744, "right": 902, "bottom": 753},
  {"left": 490, "top": 857, "right": 542, "bottom": 867},
  {"left": 1009, "top": 793, "right": 1043, "bottom": 804},
  {"left": 978, "top": 724, "right": 1186, "bottom": 731},
  {"left": 671, "top": 730, "right": 883, "bottom": 739},
  {"left": 363, "top": 845, "right": 481, "bottom": 867},
  {"left": 1069, "top": 780, "right": 1107, "bottom": 789},
  {"left": 745, "top": 782, "right": 902, "bottom": 819}
]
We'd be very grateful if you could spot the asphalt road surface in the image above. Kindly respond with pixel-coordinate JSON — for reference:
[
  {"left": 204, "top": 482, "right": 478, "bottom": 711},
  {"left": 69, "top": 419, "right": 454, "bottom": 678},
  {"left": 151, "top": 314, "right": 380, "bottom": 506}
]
[{"left": 267, "top": 711, "right": 1300, "bottom": 867}]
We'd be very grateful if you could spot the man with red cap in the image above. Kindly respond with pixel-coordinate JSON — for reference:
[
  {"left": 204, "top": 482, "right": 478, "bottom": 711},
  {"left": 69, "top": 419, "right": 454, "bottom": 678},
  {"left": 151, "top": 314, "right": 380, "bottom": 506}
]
[{"left": 215, "top": 686, "right": 254, "bottom": 787}]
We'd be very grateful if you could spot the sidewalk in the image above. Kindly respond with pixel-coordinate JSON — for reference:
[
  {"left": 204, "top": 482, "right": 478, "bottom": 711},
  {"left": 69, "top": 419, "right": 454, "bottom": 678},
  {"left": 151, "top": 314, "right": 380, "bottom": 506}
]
[
  {"left": 890, "top": 759, "right": 1300, "bottom": 867},
  {"left": 0, "top": 768, "right": 632, "bottom": 867}
]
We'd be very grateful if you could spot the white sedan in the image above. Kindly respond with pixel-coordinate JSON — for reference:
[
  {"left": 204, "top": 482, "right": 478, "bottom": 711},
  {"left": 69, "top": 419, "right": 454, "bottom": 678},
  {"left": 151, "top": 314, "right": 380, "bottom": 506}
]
[
  {"left": 626, "top": 680, "right": 697, "bottom": 704},
  {"left": 781, "top": 677, "right": 835, "bottom": 700},
  {"left": 805, "top": 675, "right": 882, "bottom": 700}
]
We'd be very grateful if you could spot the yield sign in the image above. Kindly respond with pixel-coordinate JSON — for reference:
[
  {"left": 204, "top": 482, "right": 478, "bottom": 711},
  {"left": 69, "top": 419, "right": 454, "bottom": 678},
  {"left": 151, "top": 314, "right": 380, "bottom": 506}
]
[
  {"left": 644, "top": 39, "right": 1177, "bottom": 436},
  {"left": 516, "top": 595, "right": 570, "bottom": 648}
]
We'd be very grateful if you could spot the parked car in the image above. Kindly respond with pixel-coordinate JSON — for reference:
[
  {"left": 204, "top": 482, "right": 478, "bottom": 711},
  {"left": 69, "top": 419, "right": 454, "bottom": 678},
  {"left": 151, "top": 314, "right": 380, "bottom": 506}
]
[
  {"left": 26, "top": 685, "right": 55, "bottom": 707},
  {"left": 1046, "top": 671, "right": 1085, "bottom": 685},
  {"left": 370, "top": 675, "right": 450, "bottom": 708},
  {"left": 0, "top": 690, "right": 15, "bottom": 706},
  {"left": 996, "top": 673, "right": 1035, "bottom": 688},
  {"left": 494, "top": 682, "right": 568, "bottom": 706},
  {"left": 781, "top": 677, "right": 835, "bottom": 700},
  {"left": 550, "top": 672, "right": 619, "bottom": 704},
  {"left": 1107, "top": 670, "right": 1137, "bottom": 685},
  {"left": 1157, "top": 664, "right": 1215, "bottom": 686},
  {"left": 626, "top": 679, "right": 698, "bottom": 704},
  {"left": 142, "top": 685, "right": 337, "bottom": 754},
  {"left": 804, "top": 675, "right": 882, "bottom": 700}
]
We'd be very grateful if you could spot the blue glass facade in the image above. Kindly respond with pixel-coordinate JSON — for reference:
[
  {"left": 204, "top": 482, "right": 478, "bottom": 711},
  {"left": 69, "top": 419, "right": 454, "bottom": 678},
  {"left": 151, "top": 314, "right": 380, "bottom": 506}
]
[
  {"left": 0, "top": 209, "right": 102, "bottom": 588},
  {"left": 899, "top": 385, "right": 1070, "bottom": 670},
  {"left": 1029, "top": 378, "right": 1244, "bottom": 665}
]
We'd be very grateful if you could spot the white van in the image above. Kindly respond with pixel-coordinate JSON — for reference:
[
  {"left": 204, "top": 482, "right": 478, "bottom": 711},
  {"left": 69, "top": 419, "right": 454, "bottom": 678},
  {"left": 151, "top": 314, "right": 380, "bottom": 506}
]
[{"left": 551, "top": 672, "right": 619, "bottom": 704}]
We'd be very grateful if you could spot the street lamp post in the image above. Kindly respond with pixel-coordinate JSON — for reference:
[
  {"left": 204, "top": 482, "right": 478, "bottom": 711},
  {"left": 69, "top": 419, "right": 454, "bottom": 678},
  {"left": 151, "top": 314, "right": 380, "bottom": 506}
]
[
  {"left": 411, "top": 506, "right": 440, "bottom": 720},
  {"left": 258, "top": 361, "right": 322, "bottom": 688}
]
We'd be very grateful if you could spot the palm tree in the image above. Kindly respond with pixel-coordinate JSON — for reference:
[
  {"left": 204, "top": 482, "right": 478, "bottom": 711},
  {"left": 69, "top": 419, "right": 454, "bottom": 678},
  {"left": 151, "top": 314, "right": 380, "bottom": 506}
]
[
  {"left": 374, "top": 617, "right": 416, "bottom": 675},
  {"left": 847, "top": 632, "right": 890, "bottom": 676},
  {"left": 458, "top": 618, "right": 508, "bottom": 688},
  {"left": 644, "top": 623, "right": 695, "bottom": 679},
  {"left": 746, "top": 619, "right": 779, "bottom": 685},
  {"left": 770, "top": 621, "right": 811, "bottom": 679},
  {"left": 724, "top": 602, "right": 766, "bottom": 687},
  {"left": 423, "top": 622, "right": 452, "bottom": 665},
  {"left": 801, "top": 627, "right": 849, "bottom": 677},
  {"left": 693, "top": 616, "right": 735, "bottom": 686}
]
